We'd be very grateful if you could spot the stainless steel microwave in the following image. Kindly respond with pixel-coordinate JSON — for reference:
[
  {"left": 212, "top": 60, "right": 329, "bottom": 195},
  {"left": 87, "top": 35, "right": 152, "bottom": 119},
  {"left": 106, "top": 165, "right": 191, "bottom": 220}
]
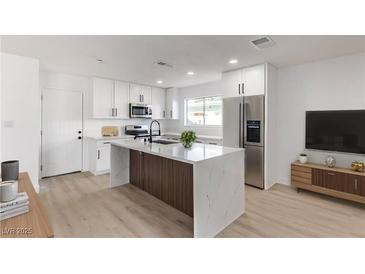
[{"left": 129, "top": 103, "right": 152, "bottom": 118}]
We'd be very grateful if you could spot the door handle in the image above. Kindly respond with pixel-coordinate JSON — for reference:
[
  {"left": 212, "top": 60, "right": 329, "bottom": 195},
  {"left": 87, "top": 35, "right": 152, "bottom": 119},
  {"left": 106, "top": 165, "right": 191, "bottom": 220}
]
[{"left": 239, "top": 103, "right": 243, "bottom": 148}]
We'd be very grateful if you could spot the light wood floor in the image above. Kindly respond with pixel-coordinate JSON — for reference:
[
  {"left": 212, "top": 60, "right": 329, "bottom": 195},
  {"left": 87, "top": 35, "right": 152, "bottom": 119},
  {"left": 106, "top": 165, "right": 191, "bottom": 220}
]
[{"left": 39, "top": 172, "right": 365, "bottom": 237}]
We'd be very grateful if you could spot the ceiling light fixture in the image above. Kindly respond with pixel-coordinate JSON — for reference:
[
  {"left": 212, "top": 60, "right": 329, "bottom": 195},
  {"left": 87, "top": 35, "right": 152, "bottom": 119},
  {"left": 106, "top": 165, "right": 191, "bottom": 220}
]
[
  {"left": 156, "top": 80, "right": 163, "bottom": 84},
  {"left": 229, "top": 59, "right": 238, "bottom": 64},
  {"left": 187, "top": 71, "right": 194, "bottom": 76}
]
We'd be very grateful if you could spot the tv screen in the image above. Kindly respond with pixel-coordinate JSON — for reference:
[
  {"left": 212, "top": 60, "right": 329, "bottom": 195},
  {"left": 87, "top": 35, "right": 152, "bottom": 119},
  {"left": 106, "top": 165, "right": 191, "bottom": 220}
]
[{"left": 306, "top": 110, "right": 365, "bottom": 154}]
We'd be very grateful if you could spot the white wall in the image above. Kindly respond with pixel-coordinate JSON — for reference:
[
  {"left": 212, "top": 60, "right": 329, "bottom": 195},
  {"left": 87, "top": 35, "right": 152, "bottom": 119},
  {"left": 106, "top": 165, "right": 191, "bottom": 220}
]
[
  {"left": 275, "top": 52, "right": 365, "bottom": 185},
  {"left": 1, "top": 53, "right": 40, "bottom": 190},
  {"left": 166, "top": 80, "right": 223, "bottom": 137}
]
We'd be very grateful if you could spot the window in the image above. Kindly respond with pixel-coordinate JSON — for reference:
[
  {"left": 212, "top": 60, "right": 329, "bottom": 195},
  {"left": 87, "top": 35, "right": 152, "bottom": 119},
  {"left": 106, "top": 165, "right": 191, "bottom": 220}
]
[{"left": 185, "top": 96, "right": 222, "bottom": 126}]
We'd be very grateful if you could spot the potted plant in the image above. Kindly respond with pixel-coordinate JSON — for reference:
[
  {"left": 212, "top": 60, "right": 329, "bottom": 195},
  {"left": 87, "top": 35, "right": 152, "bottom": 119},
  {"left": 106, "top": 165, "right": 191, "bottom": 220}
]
[
  {"left": 299, "top": 153, "right": 308, "bottom": 164},
  {"left": 180, "top": 130, "right": 197, "bottom": 148}
]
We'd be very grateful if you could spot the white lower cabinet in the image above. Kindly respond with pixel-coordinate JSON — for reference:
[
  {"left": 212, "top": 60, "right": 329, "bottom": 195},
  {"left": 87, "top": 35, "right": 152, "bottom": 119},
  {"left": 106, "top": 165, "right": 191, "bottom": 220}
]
[{"left": 87, "top": 139, "right": 112, "bottom": 175}]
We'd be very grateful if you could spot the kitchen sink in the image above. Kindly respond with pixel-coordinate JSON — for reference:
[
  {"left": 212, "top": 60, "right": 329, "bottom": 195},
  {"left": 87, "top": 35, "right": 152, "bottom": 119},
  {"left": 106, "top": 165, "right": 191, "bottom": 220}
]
[{"left": 152, "top": 139, "right": 179, "bottom": 145}]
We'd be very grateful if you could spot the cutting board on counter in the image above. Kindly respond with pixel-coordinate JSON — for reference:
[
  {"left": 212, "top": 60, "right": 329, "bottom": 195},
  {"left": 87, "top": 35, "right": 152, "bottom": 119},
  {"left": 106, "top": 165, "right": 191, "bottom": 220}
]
[{"left": 101, "top": 126, "right": 119, "bottom": 137}]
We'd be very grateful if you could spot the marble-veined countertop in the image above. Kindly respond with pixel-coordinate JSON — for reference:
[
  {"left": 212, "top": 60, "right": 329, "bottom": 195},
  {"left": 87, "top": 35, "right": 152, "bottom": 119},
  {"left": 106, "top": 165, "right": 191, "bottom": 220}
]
[{"left": 110, "top": 139, "right": 243, "bottom": 164}]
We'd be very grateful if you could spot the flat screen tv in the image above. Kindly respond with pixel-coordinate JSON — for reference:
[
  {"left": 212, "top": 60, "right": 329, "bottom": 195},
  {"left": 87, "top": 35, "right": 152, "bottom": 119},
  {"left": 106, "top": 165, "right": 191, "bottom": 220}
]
[{"left": 305, "top": 110, "right": 365, "bottom": 154}]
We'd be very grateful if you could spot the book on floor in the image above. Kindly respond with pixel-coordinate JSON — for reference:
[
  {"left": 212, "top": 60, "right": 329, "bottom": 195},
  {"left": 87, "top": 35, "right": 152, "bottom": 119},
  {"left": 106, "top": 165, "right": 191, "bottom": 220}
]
[
  {"left": 0, "top": 192, "right": 29, "bottom": 210},
  {"left": 0, "top": 205, "right": 29, "bottom": 221}
]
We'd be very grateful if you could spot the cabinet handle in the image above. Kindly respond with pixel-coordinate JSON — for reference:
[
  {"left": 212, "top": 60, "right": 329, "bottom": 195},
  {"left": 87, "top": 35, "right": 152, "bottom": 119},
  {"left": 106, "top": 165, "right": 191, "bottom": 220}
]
[
  {"left": 163, "top": 110, "right": 166, "bottom": 118},
  {"left": 238, "top": 83, "right": 241, "bottom": 95},
  {"left": 142, "top": 94, "right": 144, "bottom": 102},
  {"left": 111, "top": 108, "right": 114, "bottom": 117},
  {"left": 242, "top": 83, "right": 244, "bottom": 94},
  {"left": 327, "top": 172, "right": 335, "bottom": 176},
  {"left": 115, "top": 108, "right": 118, "bottom": 117},
  {"left": 170, "top": 110, "right": 173, "bottom": 118},
  {"left": 355, "top": 179, "right": 358, "bottom": 190},
  {"left": 139, "top": 94, "right": 142, "bottom": 102},
  {"left": 97, "top": 150, "right": 100, "bottom": 160}
]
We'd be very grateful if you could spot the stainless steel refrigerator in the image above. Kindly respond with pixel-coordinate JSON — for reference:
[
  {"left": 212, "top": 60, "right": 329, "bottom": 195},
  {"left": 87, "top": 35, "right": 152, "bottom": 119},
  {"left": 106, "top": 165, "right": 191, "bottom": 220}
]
[{"left": 223, "top": 95, "right": 265, "bottom": 189}]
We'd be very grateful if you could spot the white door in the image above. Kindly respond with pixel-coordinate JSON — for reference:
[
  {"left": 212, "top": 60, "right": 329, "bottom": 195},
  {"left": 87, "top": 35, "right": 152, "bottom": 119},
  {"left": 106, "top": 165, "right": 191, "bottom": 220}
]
[
  {"left": 42, "top": 89, "right": 83, "bottom": 177},
  {"left": 152, "top": 87, "right": 166, "bottom": 119},
  {"left": 166, "top": 88, "right": 179, "bottom": 119},
  {"left": 114, "top": 81, "right": 129, "bottom": 119},
  {"left": 222, "top": 69, "right": 242, "bottom": 97},
  {"left": 129, "top": 84, "right": 142, "bottom": 103},
  {"left": 140, "top": 86, "right": 152, "bottom": 104},
  {"left": 242, "top": 64, "right": 266, "bottom": 96},
  {"left": 96, "top": 145, "right": 111, "bottom": 172},
  {"left": 91, "top": 78, "right": 114, "bottom": 118}
]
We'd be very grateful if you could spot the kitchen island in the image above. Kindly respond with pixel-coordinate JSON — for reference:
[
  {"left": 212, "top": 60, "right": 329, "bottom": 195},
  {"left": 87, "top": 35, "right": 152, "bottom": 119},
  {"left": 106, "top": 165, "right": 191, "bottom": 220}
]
[{"left": 110, "top": 139, "right": 245, "bottom": 238}]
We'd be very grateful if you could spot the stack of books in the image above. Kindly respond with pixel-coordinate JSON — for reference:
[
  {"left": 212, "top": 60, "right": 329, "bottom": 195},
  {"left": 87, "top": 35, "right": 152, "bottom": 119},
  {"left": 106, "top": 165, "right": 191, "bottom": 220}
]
[{"left": 0, "top": 192, "right": 29, "bottom": 221}]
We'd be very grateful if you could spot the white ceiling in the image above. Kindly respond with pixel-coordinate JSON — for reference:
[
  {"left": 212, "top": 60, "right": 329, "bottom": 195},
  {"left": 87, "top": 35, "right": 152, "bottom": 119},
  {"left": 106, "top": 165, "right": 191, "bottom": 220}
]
[{"left": 1, "top": 35, "right": 364, "bottom": 88}]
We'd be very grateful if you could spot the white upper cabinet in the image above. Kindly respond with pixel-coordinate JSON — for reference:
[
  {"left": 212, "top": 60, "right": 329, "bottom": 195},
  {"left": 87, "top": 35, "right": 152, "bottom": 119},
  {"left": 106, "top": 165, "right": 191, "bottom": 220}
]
[
  {"left": 129, "top": 84, "right": 152, "bottom": 104},
  {"left": 152, "top": 87, "right": 166, "bottom": 119},
  {"left": 90, "top": 77, "right": 114, "bottom": 118},
  {"left": 222, "top": 64, "right": 266, "bottom": 97},
  {"left": 90, "top": 77, "right": 129, "bottom": 119},
  {"left": 241, "top": 64, "right": 266, "bottom": 96},
  {"left": 221, "top": 69, "right": 242, "bottom": 97},
  {"left": 114, "top": 81, "right": 130, "bottom": 119},
  {"left": 166, "top": 88, "right": 179, "bottom": 119}
]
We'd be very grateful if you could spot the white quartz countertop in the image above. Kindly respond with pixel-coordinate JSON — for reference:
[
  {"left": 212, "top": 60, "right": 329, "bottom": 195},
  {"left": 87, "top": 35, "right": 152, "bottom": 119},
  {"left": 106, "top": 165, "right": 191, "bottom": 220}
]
[
  {"left": 86, "top": 135, "right": 135, "bottom": 141},
  {"left": 163, "top": 132, "right": 222, "bottom": 140},
  {"left": 110, "top": 139, "right": 243, "bottom": 164}
]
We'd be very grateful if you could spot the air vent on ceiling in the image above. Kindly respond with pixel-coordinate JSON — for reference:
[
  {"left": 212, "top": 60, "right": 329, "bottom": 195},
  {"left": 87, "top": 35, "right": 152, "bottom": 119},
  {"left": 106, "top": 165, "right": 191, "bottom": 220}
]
[
  {"left": 155, "top": 61, "right": 174, "bottom": 68},
  {"left": 250, "top": 36, "right": 275, "bottom": 49}
]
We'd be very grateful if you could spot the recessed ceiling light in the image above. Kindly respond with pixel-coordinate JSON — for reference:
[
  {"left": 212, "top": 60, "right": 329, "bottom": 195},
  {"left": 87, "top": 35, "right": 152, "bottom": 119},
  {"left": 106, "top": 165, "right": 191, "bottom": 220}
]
[
  {"left": 229, "top": 59, "right": 238, "bottom": 64},
  {"left": 187, "top": 71, "right": 194, "bottom": 76},
  {"left": 156, "top": 80, "right": 163, "bottom": 84}
]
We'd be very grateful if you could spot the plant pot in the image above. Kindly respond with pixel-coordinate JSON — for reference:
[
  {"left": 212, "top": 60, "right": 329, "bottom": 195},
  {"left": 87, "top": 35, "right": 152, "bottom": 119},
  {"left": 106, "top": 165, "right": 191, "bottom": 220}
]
[
  {"left": 1, "top": 160, "right": 19, "bottom": 181},
  {"left": 182, "top": 142, "right": 193, "bottom": 149},
  {"left": 299, "top": 155, "right": 308, "bottom": 164}
]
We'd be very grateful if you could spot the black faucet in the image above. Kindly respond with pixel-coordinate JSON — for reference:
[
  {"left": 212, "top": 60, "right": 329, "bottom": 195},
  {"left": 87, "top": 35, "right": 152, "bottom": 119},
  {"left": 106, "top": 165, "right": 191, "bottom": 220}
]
[{"left": 149, "top": 120, "right": 161, "bottom": 143}]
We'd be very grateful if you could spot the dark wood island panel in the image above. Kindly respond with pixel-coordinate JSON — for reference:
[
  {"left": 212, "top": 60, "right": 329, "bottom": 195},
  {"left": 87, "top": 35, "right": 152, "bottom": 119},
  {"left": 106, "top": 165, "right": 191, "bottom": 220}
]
[{"left": 130, "top": 149, "right": 194, "bottom": 217}]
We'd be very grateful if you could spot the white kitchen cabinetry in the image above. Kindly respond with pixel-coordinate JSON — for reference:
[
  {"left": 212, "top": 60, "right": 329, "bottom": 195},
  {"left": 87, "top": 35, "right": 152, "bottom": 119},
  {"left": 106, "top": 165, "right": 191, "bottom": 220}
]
[
  {"left": 129, "top": 84, "right": 152, "bottom": 104},
  {"left": 114, "top": 81, "right": 129, "bottom": 119},
  {"left": 90, "top": 78, "right": 114, "bottom": 118},
  {"left": 166, "top": 87, "right": 179, "bottom": 119},
  {"left": 90, "top": 77, "right": 129, "bottom": 119},
  {"left": 242, "top": 64, "right": 266, "bottom": 96},
  {"left": 87, "top": 139, "right": 111, "bottom": 175},
  {"left": 222, "top": 64, "right": 266, "bottom": 97},
  {"left": 221, "top": 69, "right": 242, "bottom": 97},
  {"left": 152, "top": 87, "right": 166, "bottom": 119}
]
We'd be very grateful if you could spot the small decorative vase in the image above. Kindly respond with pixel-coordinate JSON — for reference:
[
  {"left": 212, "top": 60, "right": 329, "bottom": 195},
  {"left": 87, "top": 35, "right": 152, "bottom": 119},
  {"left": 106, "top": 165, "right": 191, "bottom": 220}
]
[
  {"left": 1, "top": 160, "right": 19, "bottom": 181},
  {"left": 299, "top": 154, "right": 308, "bottom": 164},
  {"left": 351, "top": 161, "right": 365, "bottom": 172},
  {"left": 325, "top": 155, "right": 336, "bottom": 168},
  {"left": 182, "top": 141, "right": 193, "bottom": 149}
]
